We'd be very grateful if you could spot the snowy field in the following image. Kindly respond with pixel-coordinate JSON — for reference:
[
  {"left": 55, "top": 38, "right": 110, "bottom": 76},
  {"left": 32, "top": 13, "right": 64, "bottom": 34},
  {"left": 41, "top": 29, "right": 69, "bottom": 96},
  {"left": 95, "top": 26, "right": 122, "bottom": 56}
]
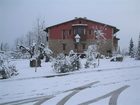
[{"left": 0, "top": 56, "right": 140, "bottom": 105}]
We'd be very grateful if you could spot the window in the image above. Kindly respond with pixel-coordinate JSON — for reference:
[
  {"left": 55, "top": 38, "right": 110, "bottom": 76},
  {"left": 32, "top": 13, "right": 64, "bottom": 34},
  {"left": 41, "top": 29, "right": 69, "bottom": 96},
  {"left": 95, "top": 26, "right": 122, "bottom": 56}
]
[
  {"left": 62, "top": 44, "right": 66, "bottom": 50},
  {"left": 89, "top": 29, "right": 94, "bottom": 35},
  {"left": 74, "top": 44, "right": 78, "bottom": 49},
  {"left": 63, "top": 34, "right": 65, "bottom": 39},
  {"left": 82, "top": 44, "right": 86, "bottom": 50},
  {"left": 62, "top": 30, "right": 66, "bottom": 35},
  {"left": 69, "top": 30, "right": 71, "bottom": 35},
  {"left": 89, "top": 30, "right": 92, "bottom": 35},
  {"left": 62, "top": 29, "right": 67, "bottom": 39},
  {"left": 74, "top": 26, "right": 85, "bottom": 35}
]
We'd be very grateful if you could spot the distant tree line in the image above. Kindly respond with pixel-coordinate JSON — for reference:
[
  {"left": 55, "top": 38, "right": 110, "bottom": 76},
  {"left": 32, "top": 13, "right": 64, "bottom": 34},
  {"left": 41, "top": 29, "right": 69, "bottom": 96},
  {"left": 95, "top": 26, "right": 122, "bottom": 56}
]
[{"left": 129, "top": 34, "right": 140, "bottom": 59}]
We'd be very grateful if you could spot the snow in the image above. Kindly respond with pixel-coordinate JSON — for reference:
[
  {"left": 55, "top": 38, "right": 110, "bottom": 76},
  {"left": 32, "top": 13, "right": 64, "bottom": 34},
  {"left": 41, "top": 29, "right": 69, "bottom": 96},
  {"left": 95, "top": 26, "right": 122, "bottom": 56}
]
[
  {"left": 10, "top": 59, "right": 56, "bottom": 79},
  {"left": 0, "top": 56, "right": 140, "bottom": 105},
  {"left": 118, "top": 81, "right": 140, "bottom": 105}
]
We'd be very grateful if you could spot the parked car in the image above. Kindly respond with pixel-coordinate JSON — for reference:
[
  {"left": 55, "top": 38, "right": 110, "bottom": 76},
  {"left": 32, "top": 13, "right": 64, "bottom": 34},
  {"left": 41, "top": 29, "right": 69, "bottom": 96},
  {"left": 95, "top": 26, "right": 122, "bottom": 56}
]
[{"left": 110, "top": 54, "right": 123, "bottom": 62}]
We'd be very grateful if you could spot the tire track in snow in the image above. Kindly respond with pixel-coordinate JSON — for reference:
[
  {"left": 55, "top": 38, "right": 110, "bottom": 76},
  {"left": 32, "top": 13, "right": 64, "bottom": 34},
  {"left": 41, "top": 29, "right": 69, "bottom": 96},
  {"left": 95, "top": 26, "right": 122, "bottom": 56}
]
[
  {"left": 0, "top": 81, "right": 99, "bottom": 105},
  {"left": 56, "top": 81, "right": 99, "bottom": 105},
  {"left": 79, "top": 85, "right": 130, "bottom": 105}
]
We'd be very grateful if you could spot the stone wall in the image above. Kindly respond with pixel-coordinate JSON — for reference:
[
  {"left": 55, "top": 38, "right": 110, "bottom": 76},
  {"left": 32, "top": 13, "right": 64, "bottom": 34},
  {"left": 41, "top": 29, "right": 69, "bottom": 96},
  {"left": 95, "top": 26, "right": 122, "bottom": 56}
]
[{"left": 49, "top": 39, "right": 113, "bottom": 57}]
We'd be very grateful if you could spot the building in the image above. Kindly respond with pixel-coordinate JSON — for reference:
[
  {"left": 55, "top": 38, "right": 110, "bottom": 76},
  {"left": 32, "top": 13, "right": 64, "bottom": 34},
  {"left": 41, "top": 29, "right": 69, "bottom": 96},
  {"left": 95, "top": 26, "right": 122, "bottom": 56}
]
[{"left": 44, "top": 17, "right": 119, "bottom": 56}]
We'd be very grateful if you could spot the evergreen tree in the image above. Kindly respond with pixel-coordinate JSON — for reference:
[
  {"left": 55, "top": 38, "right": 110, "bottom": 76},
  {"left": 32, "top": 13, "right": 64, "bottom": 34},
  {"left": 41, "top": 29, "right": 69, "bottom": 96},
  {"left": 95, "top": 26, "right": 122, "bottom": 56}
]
[
  {"left": 136, "top": 35, "right": 140, "bottom": 60},
  {"left": 129, "top": 38, "right": 134, "bottom": 57}
]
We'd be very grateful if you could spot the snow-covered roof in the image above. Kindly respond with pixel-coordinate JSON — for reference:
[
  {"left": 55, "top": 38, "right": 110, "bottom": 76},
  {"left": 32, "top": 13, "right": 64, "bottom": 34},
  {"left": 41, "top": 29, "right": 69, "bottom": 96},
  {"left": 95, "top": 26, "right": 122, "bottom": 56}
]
[{"left": 44, "top": 17, "right": 119, "bottom": 34}]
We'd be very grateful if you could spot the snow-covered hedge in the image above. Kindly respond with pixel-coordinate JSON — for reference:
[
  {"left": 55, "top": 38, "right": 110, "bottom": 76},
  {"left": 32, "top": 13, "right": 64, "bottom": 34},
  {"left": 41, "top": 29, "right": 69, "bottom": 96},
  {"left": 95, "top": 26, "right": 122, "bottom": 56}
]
[
  {"left": 84, "top": 45, "right": 98, "bottom": 68},
  {"left": 52, "top": 52, "right": 81, "bottom": 73},
  {"left": 0, "top": 53, "right": 18, "bottom": 79}
]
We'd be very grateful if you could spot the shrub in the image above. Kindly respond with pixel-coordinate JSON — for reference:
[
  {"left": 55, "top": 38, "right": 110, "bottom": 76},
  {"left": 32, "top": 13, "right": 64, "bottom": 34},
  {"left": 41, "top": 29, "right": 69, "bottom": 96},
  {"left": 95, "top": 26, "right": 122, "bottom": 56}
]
[
  {"left": 52, "top": 53, "right": 81, "bottom": 73},
  {"left": 0, "top": 53, "right": 18, "bottom": 79}
]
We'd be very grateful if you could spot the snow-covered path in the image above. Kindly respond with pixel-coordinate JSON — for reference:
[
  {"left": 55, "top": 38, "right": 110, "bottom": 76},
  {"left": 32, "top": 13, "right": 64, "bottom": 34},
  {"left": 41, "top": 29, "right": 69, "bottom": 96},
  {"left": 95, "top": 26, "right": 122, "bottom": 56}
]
[{"left": 0, "top": 57, "right": 140, "bottom": 105}]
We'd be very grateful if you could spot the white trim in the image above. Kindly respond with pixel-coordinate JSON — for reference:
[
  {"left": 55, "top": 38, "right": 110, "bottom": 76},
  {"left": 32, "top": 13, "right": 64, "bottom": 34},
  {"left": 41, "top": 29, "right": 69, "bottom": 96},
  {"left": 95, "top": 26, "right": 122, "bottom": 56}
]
[{"left": 72, "top": 24, "right": 88, "bottom": 26}]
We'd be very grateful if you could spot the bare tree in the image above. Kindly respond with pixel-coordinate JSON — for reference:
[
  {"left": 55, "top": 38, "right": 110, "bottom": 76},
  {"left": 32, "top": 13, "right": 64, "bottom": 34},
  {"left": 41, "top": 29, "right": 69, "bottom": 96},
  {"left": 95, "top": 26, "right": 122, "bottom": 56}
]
[
  {"left": 0, "top": 42, "right": 10, "bottom": 51},
  {"left": 26, "top": 32, "right": 34, "bottom": 47},
  {"left": 14, "top": 18, "right": 47, "bottom": 50},
  {"left": 0, "top": 42, "right": 3, "bottom": 51},
  {"left": 33, "top": 18, "right": 47, "bottom": 47},
  {"left": 14, "top": 17, "right": 49, "bottom": 60},
  {"left": 92, "top": 25, "right": 107, "bottom": 66}
]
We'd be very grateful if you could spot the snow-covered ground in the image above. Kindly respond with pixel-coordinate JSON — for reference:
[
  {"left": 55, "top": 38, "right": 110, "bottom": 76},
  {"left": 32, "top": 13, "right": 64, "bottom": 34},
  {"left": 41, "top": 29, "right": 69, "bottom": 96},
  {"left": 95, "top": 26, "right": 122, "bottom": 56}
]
[{"left": 0, "top": 56, "right": 140, "bottom": 105}]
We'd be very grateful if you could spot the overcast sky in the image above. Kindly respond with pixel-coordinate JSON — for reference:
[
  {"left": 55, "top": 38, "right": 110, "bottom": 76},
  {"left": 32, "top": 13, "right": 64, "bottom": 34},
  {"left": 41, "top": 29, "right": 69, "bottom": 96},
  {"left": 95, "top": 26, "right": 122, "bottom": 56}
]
[{"left": 0, "top": 0, "right": 140, "bottom": 50}]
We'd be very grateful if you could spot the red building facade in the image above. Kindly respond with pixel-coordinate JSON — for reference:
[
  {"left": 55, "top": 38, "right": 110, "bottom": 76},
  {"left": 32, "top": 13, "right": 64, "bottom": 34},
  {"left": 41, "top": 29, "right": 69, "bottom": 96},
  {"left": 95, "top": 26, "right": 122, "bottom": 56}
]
[{"left": 44, "top": 17, "right": 119, "bottom": 56}]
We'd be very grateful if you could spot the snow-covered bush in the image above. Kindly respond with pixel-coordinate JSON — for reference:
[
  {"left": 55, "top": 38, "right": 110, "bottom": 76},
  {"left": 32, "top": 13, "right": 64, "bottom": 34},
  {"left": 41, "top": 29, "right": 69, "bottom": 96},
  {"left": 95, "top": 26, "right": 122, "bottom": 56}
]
[
  {"left": 43, "top": 46, "right": 53, "bottom": 62},
  {"left": 68, "top": 51, "right": 81, "bottom": 71},
  {"left": 84, "top": 45, "right": 98, "bottom": 68},
  {"left": 52, "top": 53, "right": 68, "bottom": 73},
  {"left": 0, "top": 53, "right": 18, "bottom": 79},
  {"left": 52, "top": 51, "right": 81, "bottom": 73},
  {"left": 11, "top": 51, "right": 31, "bottom": 59},
  {"left": 19, "top": 43, "right": 53, "bottom": 67}
]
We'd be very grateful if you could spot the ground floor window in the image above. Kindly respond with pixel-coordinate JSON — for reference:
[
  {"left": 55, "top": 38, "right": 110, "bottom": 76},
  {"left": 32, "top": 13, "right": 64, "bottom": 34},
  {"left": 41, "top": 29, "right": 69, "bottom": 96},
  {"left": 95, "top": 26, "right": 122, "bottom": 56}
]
[
  {"left": 74, "top": 44, "right": 78, "bottom": 49},
  {"left": 107, "top": 50, "right": 112, "bottom": 57},
  {"left": 82, "top": 44, "right": 86, "bottom": 50},
  {"left": 62, "top": 44, "right": 66, "bottom": 50}
]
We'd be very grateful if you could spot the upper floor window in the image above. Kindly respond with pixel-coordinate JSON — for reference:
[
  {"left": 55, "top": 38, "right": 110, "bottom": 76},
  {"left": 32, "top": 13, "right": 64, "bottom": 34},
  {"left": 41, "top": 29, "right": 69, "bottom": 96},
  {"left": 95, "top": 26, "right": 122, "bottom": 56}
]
[
  {"left": 69, "top": 30, "right": 71, "bottom": 35},
  {"left": 89, "top": 29, "right": 92, "bottom": 35},
  {"left": 62, "top": 29, "right": 68, "bottom": 39},
  {"left": 74, "top": 26, "right": 85, "bottom": 35},
  {"left": 62, "top": 29, "right": 67, "bottom": 35}
]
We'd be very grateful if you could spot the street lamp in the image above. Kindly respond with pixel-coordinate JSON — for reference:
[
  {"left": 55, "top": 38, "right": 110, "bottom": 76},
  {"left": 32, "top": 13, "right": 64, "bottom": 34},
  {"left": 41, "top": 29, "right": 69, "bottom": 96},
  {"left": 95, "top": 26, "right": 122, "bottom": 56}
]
[
  {"left": 75, "top": 34, "right": 81, "bottom": 53},
  {"left": 74, "top": 34, "right": 81, "bottom": 70},
  {"left": 75, "top": 34, "right": 81, "bottom": 43}
]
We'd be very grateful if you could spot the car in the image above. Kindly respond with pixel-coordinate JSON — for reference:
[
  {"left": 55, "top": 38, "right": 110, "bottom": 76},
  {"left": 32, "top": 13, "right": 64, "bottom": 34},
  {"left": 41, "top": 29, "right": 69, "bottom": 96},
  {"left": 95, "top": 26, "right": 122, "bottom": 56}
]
[{"left": 110, "top": 54, "right": 123, "bottom": 62}]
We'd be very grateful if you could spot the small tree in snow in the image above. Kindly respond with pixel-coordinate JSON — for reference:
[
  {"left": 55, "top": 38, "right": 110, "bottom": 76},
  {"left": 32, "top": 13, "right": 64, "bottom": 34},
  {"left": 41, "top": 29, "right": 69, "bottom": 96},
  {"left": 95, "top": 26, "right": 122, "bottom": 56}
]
[
  {"left": 52, "top": 51, "right": 81, "bottom": 73},
  {"left": 92, "top": 25, "right": 107, "bottom": 66},
  {"left": 0, "top": 53, "right": 18, "bottom": 79},
  {"left": 19, "top": 42, "right": 52, "bottom": 67},
  {"left": 52, "top": 53, "right": 68, "bottom": 73},
  {"left": 129, "top": 38, "right": 134, "bottom": 58},
  {"left": 135, "top": 35, "right": 140, "bottom": 60},
  {"left": 85, "top": 45, "right": 98, "bottom": 68},
  {"left": 68, "top": 50, "right": 81, "bottom": 70}
]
